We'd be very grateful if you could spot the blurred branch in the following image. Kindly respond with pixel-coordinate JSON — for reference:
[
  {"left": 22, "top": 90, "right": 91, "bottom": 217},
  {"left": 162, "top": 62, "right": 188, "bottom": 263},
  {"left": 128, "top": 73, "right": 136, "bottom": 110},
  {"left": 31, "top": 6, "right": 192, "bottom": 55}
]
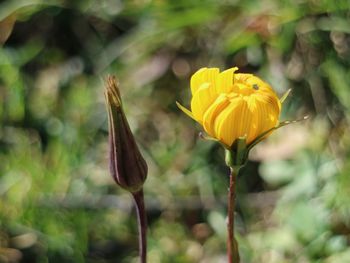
[{"left": 36, "top": 193, "right": 227, "bottom": 211}]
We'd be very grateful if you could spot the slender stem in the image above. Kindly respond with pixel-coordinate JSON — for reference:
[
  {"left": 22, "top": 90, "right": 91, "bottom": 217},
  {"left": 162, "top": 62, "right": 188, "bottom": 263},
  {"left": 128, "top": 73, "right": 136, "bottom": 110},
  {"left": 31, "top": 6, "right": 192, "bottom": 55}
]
[
  {"left": 227, "top": 167, "right": 240, "bottom": 263},
  {"left": 132, "top": 189, "right": 147, "bottom": 263}
]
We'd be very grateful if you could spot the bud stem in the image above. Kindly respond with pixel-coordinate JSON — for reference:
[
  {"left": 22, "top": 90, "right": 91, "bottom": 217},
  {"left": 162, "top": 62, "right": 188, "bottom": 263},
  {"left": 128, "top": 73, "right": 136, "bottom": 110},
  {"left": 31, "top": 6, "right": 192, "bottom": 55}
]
[
  {"left": 132, "top": 189, "right": 147, "bottom": 263},
  {"left": 227, "top": 167, "right": 240, "bottom": 263}
]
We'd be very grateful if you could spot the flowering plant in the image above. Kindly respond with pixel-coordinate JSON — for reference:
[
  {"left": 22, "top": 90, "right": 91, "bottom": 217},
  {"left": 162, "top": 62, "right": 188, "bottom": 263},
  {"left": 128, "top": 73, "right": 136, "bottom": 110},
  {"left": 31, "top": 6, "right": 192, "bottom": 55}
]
[
  {"left": 177, "top": 67, "right": 303, "bottom": 262},
  {"left": 105, "top": 76, "right": 148, "bottom": 263}
]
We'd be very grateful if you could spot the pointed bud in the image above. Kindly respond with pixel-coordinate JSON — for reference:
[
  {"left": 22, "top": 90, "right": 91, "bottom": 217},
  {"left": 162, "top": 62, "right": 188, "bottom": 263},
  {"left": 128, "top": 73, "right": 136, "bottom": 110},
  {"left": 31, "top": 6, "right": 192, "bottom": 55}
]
[{"left": 105, "top": 76, "right": 148, "bottom": 193}]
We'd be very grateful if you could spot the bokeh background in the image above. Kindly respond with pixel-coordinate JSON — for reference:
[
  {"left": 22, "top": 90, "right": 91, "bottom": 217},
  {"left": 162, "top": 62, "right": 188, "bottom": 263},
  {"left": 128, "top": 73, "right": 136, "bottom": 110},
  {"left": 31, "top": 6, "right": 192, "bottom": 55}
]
[{"left": 1, "top": 0, "right": 350, "bottom": 262}]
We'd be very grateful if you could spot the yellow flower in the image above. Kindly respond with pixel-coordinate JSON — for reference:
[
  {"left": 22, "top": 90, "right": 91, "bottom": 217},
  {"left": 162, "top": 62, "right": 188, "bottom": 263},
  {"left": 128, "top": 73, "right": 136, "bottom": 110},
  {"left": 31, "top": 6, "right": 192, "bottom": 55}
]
[{"left": 177, "top": 67, "right": 284, "bottom": 148}]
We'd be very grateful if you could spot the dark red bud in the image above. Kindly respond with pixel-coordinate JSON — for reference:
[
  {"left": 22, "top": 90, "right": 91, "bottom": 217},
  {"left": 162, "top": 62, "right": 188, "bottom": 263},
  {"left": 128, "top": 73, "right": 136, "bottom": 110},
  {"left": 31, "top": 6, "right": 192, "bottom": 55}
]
[{"left": 105, "top": 76, "right": 147, "bottom": 193}]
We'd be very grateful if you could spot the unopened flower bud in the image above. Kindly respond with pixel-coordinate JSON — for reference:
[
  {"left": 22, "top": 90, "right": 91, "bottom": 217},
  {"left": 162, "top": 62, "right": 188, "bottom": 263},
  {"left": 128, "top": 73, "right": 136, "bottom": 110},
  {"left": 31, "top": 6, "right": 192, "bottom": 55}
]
[
  {"left": 177, "top": 67, "right": 303, "bottom": 167},
  {"left": 105, "top": 76, "right": 147, "bottom": 193},
  {"left": 177, "top": 67, "right": 281, "bottom": 148}
]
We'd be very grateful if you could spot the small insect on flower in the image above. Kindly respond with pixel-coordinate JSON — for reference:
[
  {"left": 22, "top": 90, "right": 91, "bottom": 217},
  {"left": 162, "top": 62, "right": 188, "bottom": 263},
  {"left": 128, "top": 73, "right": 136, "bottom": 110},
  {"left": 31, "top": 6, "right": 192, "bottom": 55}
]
[{"left": 105, "top": 76, "right": 148, "bottom": 193}]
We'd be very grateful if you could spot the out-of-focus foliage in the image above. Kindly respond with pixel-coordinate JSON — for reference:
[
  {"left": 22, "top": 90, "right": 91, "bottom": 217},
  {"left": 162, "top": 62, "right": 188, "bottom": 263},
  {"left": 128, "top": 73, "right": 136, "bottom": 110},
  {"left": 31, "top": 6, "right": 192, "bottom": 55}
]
[{"left": 1, "top": 0, "right": 350, "bottom": 262}]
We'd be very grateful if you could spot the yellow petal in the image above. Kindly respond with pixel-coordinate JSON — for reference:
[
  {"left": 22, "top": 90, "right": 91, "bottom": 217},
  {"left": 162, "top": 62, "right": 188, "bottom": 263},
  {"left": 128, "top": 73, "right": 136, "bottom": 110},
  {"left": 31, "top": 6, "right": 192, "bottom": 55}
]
[
  {"left": 217, "top": 67, "right": 238, "bottom": 93},
  {"left": 191, "top": 83, "right": 217, "bottom": 122},
  {"left": 235, "top": 98, "right": 254, "bottom": 143},
  {"left": 214, "top": 98, "right": 245, "bottom": 146},
  {"left": 254, "top": 96, "right": 264, "bottom": 136},
  {"left": 254, "top": 96, "right": 279, "bottom": 138},
  {"left": 245, "top": 96, "right": 259, "bottom": 143},
  {"left": 202, "top": 94, "right": 230, "bottom": 137},
  {"left": 191, "top": 68, "right": 207, "bottom": 95},
  {"left": 190, "top": 68, "right": 219, "bottom": 95},
  {"left": 255, "top": 93, "right": 281, "bottom": 118}
]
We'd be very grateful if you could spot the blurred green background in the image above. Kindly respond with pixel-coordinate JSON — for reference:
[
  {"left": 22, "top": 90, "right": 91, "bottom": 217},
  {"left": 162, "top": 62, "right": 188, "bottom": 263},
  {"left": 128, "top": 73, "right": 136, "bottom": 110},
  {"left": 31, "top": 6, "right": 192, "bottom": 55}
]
[{"left": 1, "top": 0, "right": 350, "bottom": 262}]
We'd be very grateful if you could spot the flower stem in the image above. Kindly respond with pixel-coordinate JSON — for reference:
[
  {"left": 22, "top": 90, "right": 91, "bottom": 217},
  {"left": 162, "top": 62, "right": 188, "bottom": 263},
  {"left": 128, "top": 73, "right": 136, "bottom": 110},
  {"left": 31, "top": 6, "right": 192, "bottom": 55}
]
[
  {"left": 132, "top": 189, "right": 147, "bottom": 263},
  {"left": 227, "top": 167, "right": 240, "bottom": 263}
]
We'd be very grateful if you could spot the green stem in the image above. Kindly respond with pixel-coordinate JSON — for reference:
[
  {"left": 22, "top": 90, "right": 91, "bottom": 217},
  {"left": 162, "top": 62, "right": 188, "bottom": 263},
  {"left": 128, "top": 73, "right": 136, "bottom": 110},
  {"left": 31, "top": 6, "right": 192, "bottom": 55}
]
[
  {"left": 227, "top": 167, "right": 240, "bottom": 263},
  {"left": 132, "top": 189, "right": 147, "bottom": 263}
]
